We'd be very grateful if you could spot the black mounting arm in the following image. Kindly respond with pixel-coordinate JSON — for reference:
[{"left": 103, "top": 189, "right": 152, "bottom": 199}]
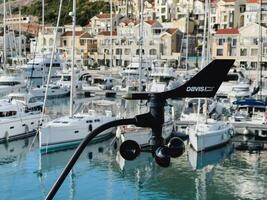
[{"left": 45, "top": 59, "right": 235, "bottom": 200}]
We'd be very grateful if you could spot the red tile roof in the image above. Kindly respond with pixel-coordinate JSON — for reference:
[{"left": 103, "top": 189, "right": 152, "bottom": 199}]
[
  {"left": 216, "top": 28, "right": 239, "bottom": 34},
  {"left": 98, "top": 31, "right": 117, "bottom": 36},
  {"left": 96, "top": 13, "right": 116, "bottom": 19},
  {"left": 120, "top": 19, "right": 137, "bottom": 26},
  {"left": 61, "top": 31, "right": 85, "bottom": 36},
  {"left": 145, "top": 20, "right": 157, "bottom": 26},
  {"left": 166, "top": 28, "right": 177, "bottom": 34},
  {"left": 246, "top": 0, "right": 258, "bottom": 3}
]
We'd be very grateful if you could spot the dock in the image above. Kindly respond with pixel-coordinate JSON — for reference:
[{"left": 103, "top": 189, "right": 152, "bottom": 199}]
[{"left": 175, "top": 120, "right": 267, "bottom": 130}]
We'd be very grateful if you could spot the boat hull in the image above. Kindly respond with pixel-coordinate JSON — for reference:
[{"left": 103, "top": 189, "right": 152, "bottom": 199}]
[
  {"left": 189, "top": 126, "right": 232, "bottom": 152},
  {"left": 0, "top": 114, "right": 45, "bottom": 143},
  {"left": 40, "top": 116, "right": 116, "bottom": 154}
]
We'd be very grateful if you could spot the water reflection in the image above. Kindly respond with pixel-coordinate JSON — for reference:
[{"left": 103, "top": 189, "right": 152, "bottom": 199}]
[
  {"left": 0, "top": 137, "right": 36, "bottom": 165},
  {"left": 0, "top": 137, "right": 266, "bottom": 200},
  {"left": 188, "top": 144, "right": 234, "bottom": 170}
]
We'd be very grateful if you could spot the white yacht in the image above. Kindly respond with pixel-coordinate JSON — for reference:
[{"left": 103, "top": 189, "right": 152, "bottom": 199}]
[
  {"left": 56, "top": 68, "right": 90, "bottom": 90},
  {"left": 217, "top": 68, "right": 255, "bottom": 101},
  {"left": 40, "top": 100, "right": 117, "bottom": 153},
  {"left": 0, "top": 93, "right": 48, "bottom": 142},
  {"left": 229, "top": 82, "right": 253, "bottom": 101},
  {"left": 120, "top": 58, "right": 151, "bottom": 91},
  {"left": 29, "top": 84, "right": 70, "bottom": 99},
  {"left": 18, "top": 54, "right": 62, "bottom": 78},
  {"left": 81, "top": 75, "right": 114, "bottom": 92},
  {"left": 0, "top": 75, "right": 26, "bottom": 97},
  {"left": 189, "top": 119, "right": 234, "bottom": 152},
  {"left": 147, "top": 63, "right": 177, "bottom": 92},
  {"left": 230, "top": 98, "right": 267, "bottom": 135}
]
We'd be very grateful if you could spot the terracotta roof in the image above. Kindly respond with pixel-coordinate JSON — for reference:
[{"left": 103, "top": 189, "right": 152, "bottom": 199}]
[
  {"left": 216, "top": 28, "right": 239, "bottom": 34},
  {"left": 96, "top": 13, "right": 116, "bottom": 19},
  {"left": 145, "top": 20, "right": 157, "bottom": 26},
  {"left": 246, "top": 0, "right": 267, "bottom": 3},
  {"left": 61, "top": 31, "right": 85, "bottom": 36},
  {"left": 120, "top": 19, "right": 137, "bottom": 26},
  {"left": 246, "top": 0, "right": 258, "bottom": 3},
  {"left": 166, "top": 28, "right": 177, "bottom": 34},
  {"left": 98, "top": 31, "right": 117, "bottom": 36}
]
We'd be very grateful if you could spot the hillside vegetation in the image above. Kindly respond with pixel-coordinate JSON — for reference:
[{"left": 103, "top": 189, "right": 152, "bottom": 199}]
[{"left": 20, "top": 0, "right": 110, "bottom": 26}]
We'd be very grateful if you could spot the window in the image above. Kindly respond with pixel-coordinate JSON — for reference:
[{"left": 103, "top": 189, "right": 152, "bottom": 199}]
[
  {"left": 136, "top": 49, "right": 144, "bottom": 55},
  {"left": 116, "top": 49, "right": 122, "bottom": 55},
  {"left": 216, "top": 49, "right": 223, "bottom": 56},
  {"left": 124, "top": 49, "right": 130, "bottom": 55},
  {"left": 79, "top": 39, "right": 84, "bottom": 46},
  {"left": 0, "top": 111, "right": 17, "bottom": 117},
  {"left": 240, "top": 48, "right": 247, "bottom": 56},
  {"left": 232, "top": 38, "right": 237, "bottom": 46},
  {"left": 217, "top": 38, "right": 225, "bottom": 45},
  {"left": 63, "top": 40, "right": 67, "bottom": 46},
  {"left": 149, "top": 49, "right": 157, "bottom": 55},
  {"left": 253, "top": 38, "right": 258, "bottom": 45}
]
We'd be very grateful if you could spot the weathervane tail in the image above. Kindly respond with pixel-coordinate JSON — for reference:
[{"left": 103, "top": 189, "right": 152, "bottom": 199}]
[{"left": 165, "top": 59, "right": 235, "bottom": 99}]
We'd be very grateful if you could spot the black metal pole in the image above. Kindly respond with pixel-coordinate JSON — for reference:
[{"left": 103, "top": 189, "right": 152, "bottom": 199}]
[
  {"left": 148, "top": 94, "right": 165, "bottom": 149},
  {"left": 45, "top": 118, "right": 136, "bottom": 200}
]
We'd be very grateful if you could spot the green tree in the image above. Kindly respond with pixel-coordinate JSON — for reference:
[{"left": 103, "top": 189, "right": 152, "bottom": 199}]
[{"left": 21, "top": 0, "right": 110, "bottom": 26}]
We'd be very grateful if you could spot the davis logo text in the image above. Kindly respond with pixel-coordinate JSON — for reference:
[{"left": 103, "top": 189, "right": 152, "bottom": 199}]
[{"left": 186, "top": 86, "right": 214, "bottom": 92}]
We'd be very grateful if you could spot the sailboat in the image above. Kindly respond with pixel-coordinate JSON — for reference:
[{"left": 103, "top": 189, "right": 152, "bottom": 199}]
[
  {"left": 39, "top": 0, "right": 116, "bottom": 153},
  {"left": 0, "top": 1, "right": 27, "bottom": 97},
  {"left": 188, "top": 0, "right": 234, "bottom": 152}
]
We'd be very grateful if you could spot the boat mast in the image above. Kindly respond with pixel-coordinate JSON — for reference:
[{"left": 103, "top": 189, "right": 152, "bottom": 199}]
[
  {"left": 19, "top": 6, "right": 21, "bottom": 65},
  {"left": 110, "top": 0, "right": 113, "bottom": 67},
  {"left": 41, "top": 0, "right": 45, "bottom": 83},
  {"left": 70, "top": 0, "right": 76, "bottom": 118},
  {"left": 3, "top": 0, "right": 6, "bottom": 69},
  {"left": 206, "top": 0, "right": 211, "bottom": 64},
  {"left": 200, "top": 0, "right": 208, "bottom": 69},
  {"left": 258, "top": 0, "right": 263, "bottom": 98},
  {"left": 185, "top": 2, "right": 189, "bottom": 71},
  {"left": 138, "top": 0, "right": 144, "bottom": 92}
]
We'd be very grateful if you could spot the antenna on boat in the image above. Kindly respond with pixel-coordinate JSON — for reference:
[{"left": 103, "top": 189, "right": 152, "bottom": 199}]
[
  {"left": 69, "top": 0, "right": 76, "bottom": 118},
  {"left": 45, "top": 59, "right": 234, "bottom": 200}
]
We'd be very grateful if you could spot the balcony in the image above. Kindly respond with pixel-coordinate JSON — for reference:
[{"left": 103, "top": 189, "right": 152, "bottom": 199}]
[{"left": 87, "top": 43, "right": 97, "bottom": 49}]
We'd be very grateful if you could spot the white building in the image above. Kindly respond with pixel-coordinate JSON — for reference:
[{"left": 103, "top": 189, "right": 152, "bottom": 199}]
[{"left": 96, "top": 19, "right": 181, "bottom": 67}]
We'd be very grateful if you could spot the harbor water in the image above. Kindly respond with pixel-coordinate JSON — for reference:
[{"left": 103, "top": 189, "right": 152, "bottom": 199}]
[
  {"left": 0, "top": 97, "right": 266, "bottom": 200},
  {"left": 0, "top": 137, "right": 266, "bottom": 200}
]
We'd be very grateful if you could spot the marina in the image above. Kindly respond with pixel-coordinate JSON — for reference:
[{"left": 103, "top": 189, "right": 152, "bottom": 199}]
[{"left": 0, "top": 0, "right": 267, "bottom": 199}]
